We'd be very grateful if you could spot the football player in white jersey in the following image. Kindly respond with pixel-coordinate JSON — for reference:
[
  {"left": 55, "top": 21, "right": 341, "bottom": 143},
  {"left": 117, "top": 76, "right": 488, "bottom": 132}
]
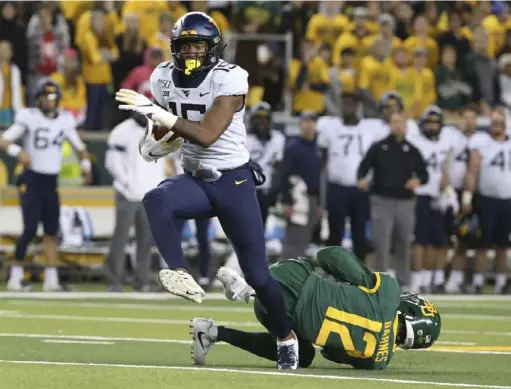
[
  {"left": 444, "top": 105, "right": 479, "bottom": 293},
  {"left": 0, "top": 79, "right": 91, "bottom": 292},
  {"left": 463, "top": 108, "right": 511, "bottom": 294},
  {"left": 246, "top": 102, "right": 285, "bottom": 226},
  {"left": 365, "top": 91, "right": 421, "bottom": 141},
  {"left": 317, "top": 92, "right": 377, "bottom": 262},
  {"left": 408, "top": 107, "right": 453, "bottom": 293},
  {"left": 114, "top": 12, "right": 299, "bottom": 369}
]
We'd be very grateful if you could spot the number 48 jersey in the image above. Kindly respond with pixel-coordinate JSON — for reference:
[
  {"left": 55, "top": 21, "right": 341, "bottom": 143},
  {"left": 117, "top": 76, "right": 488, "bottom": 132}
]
[
  {"left": 2, "top": 108, "right": 84, "bottom": 175},
  {"left": 469, "top": 132, "right": 511, "bottom": 199},
  {"left": 150, "top": 59, "right": 250, "bottom": 172}
]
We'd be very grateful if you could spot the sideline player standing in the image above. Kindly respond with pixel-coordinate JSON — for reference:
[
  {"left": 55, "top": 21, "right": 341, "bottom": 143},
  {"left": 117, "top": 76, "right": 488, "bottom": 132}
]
[
  {"left": 463, "top": 108, "right": 511, "bottom": 294},
  {"left": 115, "top": 12, "right": 300, "bottom": 369},
  {"left": 408, "top": 107, "right": 453, "bottom": 293},
  {"left": 246, "top": 102, "right": 285, "bottom": 226},
  {"left": 318, "top": 92, "right": 377, "bottom": 262},
  {"left": 0, "top": 79, "right": 92, "bottom": 291}
]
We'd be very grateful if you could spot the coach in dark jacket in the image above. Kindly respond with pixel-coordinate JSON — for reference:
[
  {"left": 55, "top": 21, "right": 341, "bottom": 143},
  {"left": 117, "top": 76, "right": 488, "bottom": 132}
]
[{"left": 356, "top": 111, "right": 428, "bottom": 288}]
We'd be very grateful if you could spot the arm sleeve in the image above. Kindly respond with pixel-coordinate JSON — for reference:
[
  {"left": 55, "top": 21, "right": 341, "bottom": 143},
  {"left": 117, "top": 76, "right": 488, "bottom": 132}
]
[
  {"left": 2, "top": 123, "right": 27, "bottom": 141},
  {"left": 2, "top": 109, "right": 32, "bottom": 140},
  {"left": 65, "top": 115, "right": 85, "bottom": 151},
  {"left": 105, "top": 126, "right": 128, "bottom": 183},
  {"left": 413, "top": 146, "right": 429, "bottom": 184},
  {"left": 214, "top": 65, "right": 249, "bottom": 97},
  {"left": 149, "top": 66, "right": 166, "bottom": 107},
  {"left": 83, "top": 32, "right": 103, "bottom": 65},
  {"left": 317, "top": 247, "right": 376, "bottom": 288},
  {"left": 278, "top": 143, "right": 295, "bottom": 204},
  {"left": 356, "top": 142, "right": 377, "bottom": 179},
  {"left": 316, "top": 118, "right": 331, "bottom": 149}
]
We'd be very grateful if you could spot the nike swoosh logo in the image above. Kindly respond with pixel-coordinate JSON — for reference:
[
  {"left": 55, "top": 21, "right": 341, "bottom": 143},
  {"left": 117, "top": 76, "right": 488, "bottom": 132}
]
[
  {"left": 235, "top": 179, "right": 247, "bottom": 185},
  {"left": 197, "top": 331, "right": 206, "bottom": 349},
  {"left": 200, "top": 92, "right": 210, "bottom": 97}
]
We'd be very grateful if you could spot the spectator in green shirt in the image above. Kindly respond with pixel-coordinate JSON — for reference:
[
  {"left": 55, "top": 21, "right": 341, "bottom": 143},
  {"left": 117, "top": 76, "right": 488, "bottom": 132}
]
[{"left": 436, "top": 45, "right": 471, "bottom": 112}]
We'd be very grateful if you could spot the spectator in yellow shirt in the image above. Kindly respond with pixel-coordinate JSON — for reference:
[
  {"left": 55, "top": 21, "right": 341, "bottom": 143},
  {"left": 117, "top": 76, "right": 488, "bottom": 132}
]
[
  {"left": 333, "top": 7, "right": 372, "bottom": 66},
  {"left": 288, "top": 40, "right": 330, "bottom": 115},
  {"left": 365, "top": 1, "right": 381, "bottom": 35},
  {"left": 404, "top": 14, "right": 439, "bottom": 69},
  {"left": 0, "top": 40, "right": 23, "bottom": 128},
  {"left": 122, "top": 0, "right": 179, "bottom": 42},
  {"left": 412, "top": 47, "right": 436, "bottom": 118},
  {"left": 359, "top": 39, "right": 394, "bottom": 116},
  {"left": 74, "top": 3, "right": 119, "bottom": 49},
  {"left": 148, "top": 12, "right": 174, "bottom": 62},
  {"left": 50, "top": 48, "right": 86, "bottom": 121},
  {"left": 79, "top": 9, "right": 119, "bottom": 131},
  {"left": 190, "top": 1, "right": 230, "bottom": 34},
  {"left": 362, "top": 14, "right": 403, "bottom": 59},
  {"left": 391, "top": 47, "right": 422, "bottom": 118},
  {"left": 306, "top": 1, "right": 349, "bottom": 46},
  {"left": 325, "top": 48, "right": 358, "bottom": 116}
]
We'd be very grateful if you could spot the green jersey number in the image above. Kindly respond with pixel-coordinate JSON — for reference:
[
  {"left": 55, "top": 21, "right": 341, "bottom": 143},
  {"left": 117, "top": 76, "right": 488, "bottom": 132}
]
[{"left": 315, "top": 307, "right": 383, "bottom": 359}]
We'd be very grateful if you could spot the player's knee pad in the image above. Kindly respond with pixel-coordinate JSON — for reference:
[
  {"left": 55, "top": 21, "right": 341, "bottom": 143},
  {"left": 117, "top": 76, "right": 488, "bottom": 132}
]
[{"left": 142, "top": 187, "right": 173, "bottom": 215}]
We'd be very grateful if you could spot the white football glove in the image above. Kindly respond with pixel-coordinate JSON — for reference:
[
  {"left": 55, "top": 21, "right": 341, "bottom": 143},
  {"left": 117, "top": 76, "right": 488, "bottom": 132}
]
[
  {"left": 138, "top": 119, "right": 184, "bottom": 162},
  {"left": 116, "top": 89, "right": 178, "bottom": 129}
]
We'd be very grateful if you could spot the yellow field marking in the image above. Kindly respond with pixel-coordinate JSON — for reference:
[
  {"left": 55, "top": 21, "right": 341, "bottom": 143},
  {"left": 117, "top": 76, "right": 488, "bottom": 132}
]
[{"left": 432, "top": 346, "right": 511, "bottom": 352}]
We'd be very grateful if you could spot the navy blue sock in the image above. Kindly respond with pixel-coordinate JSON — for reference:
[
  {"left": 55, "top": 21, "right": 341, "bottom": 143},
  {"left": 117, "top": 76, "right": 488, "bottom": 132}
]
[
  {"left": 142, "top": 196, "right": 187, "bottom": 270},
  {"left": 252, "top": 277, "right": 293, "bottom": 339}
]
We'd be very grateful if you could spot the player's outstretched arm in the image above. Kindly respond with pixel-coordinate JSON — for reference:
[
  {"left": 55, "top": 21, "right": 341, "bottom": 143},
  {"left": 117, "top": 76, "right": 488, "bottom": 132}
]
[
  {"left": 0, "top": 122, "right": 31, "bottom": 165},
  {"left": 316, "top": 246, "right": 376, "bottom": 289},
  {"left": 462, "top": 149, "right": 481, "bottom": 211},
  {"left": 170, "top": 95, "right": 244, "bottom": 148}
]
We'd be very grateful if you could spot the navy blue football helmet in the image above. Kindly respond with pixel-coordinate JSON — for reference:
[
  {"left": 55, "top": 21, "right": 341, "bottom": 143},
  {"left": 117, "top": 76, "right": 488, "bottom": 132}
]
[
  {"left": 170, "top": 12, "right": 222, "bottom": 76},
  {"left": 379, "top": 91, "right": 404, "bottom": 121},
  {"left": 35, "top": 78, "right": 61, "bottom": 116},
  {"left": 420, "top": 105, "right": 444, "bottom": 140}
]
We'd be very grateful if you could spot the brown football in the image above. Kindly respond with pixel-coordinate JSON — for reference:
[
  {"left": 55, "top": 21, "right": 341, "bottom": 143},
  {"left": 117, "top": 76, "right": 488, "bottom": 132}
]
[{"left": 152, "top": 122, "right": 181, "bottom": 142}]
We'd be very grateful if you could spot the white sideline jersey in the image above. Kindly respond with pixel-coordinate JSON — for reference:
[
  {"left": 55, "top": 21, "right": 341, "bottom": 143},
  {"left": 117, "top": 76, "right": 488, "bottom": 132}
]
[
  {"left": 444, "top": 126, "right": 472, "bottom": 190},
  {"left": 246, "top": 130, "right": 285, "bottom": 190},
  {"left": 409, "top": 130, "right": 453, "bottom": 198},
  {"left": 364, "top": 118, "right": 420, "bottom": 141},
  {"left": 469, "top": 132, "right": 511, "bottom": 199},
  {"left": 150, "top": 59, "right": 250, "bottom": 171},
  {"left": 317, "top": 116, "right": 379, "bottom": 186},
  {"left": 2, "top": 108, "right": 84, "bottom": 175}
]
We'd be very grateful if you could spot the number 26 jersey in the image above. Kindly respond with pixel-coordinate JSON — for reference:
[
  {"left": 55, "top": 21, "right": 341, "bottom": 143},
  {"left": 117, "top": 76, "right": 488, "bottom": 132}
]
[{"left": 150, "top": 60, "right": 250, "bottom": 172}]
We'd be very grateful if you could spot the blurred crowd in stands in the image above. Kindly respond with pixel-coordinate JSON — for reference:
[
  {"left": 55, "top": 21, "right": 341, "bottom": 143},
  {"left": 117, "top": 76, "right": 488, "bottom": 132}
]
[{"left": 1, "top": 1, "right": 511, "bottom": 132}]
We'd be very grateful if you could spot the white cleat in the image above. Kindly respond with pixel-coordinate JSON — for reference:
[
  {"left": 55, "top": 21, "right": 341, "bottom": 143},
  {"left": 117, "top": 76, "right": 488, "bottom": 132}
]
[
  {"left": 216, "top": 267, "right": 255, "bottom": 303},
  {"left": 158, "top": 269, "right": 205, "bottom": 303},
  {"left": 190, "top": 318, "right": 217, "bottom": 365},
  {"left": 7, "top": 279, "right": 32, "bottom": 292}
]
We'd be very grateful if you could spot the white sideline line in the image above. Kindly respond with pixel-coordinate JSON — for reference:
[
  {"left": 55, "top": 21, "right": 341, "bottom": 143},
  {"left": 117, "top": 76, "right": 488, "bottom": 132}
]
[
  {"left": 0, "top": 333, "right": 476, "bottom": 347},
  {"left": 444, "top": 330, "right": 511, "bottom": 337},
  {"left": 0, "top": 333, "right": 195, "bottom": 344},
  {"left": 0, "top": 359, "right": 509, "bottom": 388},
  {"left": 42, "top": 339, "right": 114, "bottom": 345},
  {"left": 5, "top": 300, "right": 511, "bottom": 315},
  {"left": 1, "top": 291, "right": 511, "bottom": 301},
  {"left": 0, "top": 311, "right": 263, "bottom": 327},
  {"left": 0, "top": 310, "right": 507, "bottom": 323},
  {"left": 5, "top": 300, "right": 254, "bottom": 313}
]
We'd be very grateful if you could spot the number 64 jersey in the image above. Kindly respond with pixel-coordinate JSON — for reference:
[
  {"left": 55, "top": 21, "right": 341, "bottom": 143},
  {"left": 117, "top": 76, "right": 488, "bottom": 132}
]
[
  {"left": 150, "top": 59, "right": 250, "bottom": 172},
  {"left": 2, "top": 108, "right": 84, "bottom": 174}
]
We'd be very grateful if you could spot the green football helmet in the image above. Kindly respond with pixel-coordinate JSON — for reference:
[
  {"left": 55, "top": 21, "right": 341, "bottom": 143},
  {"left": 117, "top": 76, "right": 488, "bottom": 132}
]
[{"left": 396, "top": 292, "right": 441, "bottom": 350}]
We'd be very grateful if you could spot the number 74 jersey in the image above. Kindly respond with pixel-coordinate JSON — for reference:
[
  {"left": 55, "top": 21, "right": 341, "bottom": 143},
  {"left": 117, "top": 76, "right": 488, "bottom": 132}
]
[{"left": 150, "top": 60, "right": 250, "bottom": 171}]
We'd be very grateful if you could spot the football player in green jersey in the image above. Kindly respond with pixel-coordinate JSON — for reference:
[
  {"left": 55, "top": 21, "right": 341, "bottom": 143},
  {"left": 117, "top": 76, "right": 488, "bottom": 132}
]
[{"left": 191, "top": 246, "right": 441, "bottom": 370}]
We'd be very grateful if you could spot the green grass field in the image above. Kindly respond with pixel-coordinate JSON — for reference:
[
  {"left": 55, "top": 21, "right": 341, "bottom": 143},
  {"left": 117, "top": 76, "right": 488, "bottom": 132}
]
[{"left": 0, "top": 292, "right": 510, "bottom": 389}]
